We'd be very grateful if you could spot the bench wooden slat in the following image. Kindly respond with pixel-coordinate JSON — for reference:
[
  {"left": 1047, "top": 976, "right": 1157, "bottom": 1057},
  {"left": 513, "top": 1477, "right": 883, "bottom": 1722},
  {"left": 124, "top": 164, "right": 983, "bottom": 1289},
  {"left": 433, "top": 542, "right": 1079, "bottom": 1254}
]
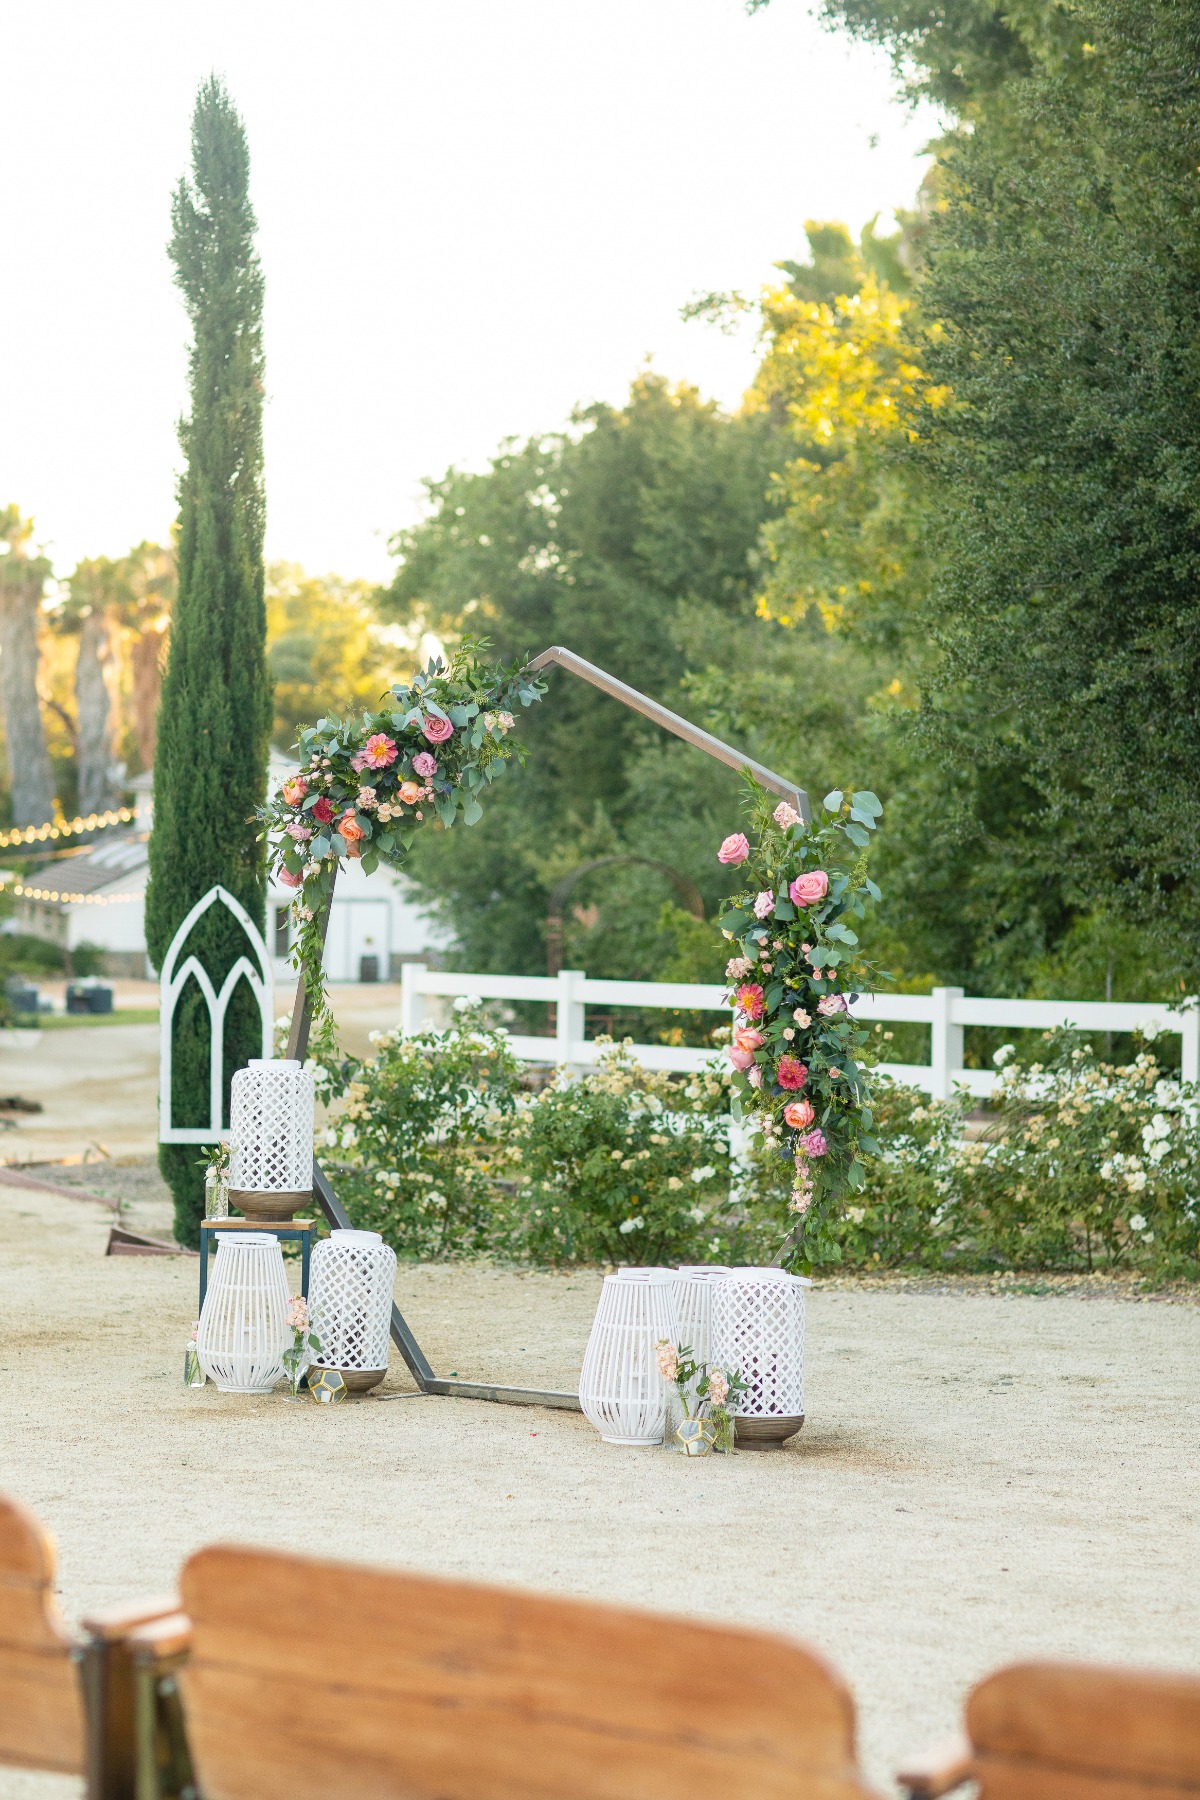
[{"left": 0, "top": 1496, "right": 84, "bottom": 1775}]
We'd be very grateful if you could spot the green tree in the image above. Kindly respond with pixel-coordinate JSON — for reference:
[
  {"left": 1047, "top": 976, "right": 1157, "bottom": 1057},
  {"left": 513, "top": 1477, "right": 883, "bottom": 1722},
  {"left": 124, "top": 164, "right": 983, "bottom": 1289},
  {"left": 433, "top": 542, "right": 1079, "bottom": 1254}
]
[
  {"left": 266, "top": 563, "right": 396, "bottom": 751},
  {"left": 0, "top": 508, "right": 55, "bottom": 825},
  {"left": 145, "top": 77, "right": 272, "bottom": 1245}
]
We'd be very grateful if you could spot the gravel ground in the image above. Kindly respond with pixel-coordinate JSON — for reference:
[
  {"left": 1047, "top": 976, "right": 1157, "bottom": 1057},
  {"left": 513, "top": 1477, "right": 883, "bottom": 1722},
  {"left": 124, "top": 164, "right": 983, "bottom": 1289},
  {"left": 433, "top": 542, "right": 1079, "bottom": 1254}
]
[{"left": 1, "top": 1174, "right": 1198, "bottom": 1800}]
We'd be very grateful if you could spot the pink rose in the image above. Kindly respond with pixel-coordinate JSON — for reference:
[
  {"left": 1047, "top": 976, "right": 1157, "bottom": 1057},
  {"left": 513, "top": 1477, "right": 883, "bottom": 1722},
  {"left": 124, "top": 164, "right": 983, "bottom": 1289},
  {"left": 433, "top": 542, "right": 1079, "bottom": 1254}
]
[
  {"left": 776, "top": 1055, "right": 808, "bottom": 1091},
  {"left": 789, "top": 869, "right": 829, "bottom": 906},
  {"left": 412, "top": 751, "right": 437, "bottom": 777},
  {"left": 800, "top": 1128, "right": 828, "bottom": 1157},
  {"left": 753, "top": 890, "right": 775, "bottom": 920},
  {"left": 817, "top": 993, "right": 848, "bottom": 1016},
  {"left": 735, "top": 983, "right": 765, "bottom": 1020},
  {"left": 773, "top": 801, "right": 801, "bottom": 830},
  {"left": 278, "top": 868, "right": 303, "bottom": 889},
  {"left": 286, "top": 822, "right": 311, "bottom": 841},
  {"left": 398, "top": 780, "right": 421, "bottom": 804},
  {"left": 783, "top": 1099, "right": 815, "bottom": 1129},
  {"left": 728, "top": 1023, "right": 763, "bottom": 1072},
  {"left": 422, "top": 715, "right": 455, "bottom": 744},
  {"left": 281, "top": 776, "right": 307, "bottom": 807},
  {"left": 718, "top": 832, "right": 750, "bottom": 865}
]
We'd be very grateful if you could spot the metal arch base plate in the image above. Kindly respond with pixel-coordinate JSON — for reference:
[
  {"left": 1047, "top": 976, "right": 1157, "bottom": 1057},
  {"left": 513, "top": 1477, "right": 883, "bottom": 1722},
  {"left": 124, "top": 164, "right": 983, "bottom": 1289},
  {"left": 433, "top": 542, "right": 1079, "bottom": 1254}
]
[{"left": 311, "top": 1163, "right": 581, "bottom": 1413}]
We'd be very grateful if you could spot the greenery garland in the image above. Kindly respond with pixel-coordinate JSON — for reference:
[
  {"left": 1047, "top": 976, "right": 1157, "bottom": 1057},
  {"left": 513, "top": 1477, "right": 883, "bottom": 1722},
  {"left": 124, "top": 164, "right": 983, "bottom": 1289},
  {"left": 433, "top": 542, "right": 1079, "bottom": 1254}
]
[
  {"left": 262, "top": 639, "right": 544, "bottom": 1025},
  {"left": 718, "top": 780, "right": 885, "bottom": 1270}
]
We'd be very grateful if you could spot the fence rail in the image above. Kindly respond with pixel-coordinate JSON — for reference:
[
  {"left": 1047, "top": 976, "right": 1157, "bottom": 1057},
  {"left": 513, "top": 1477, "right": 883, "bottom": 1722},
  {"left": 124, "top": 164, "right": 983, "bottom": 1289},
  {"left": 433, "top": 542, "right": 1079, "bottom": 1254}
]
[{"left": 398, "top": 965, "right": 1199, "bottom": 1097}]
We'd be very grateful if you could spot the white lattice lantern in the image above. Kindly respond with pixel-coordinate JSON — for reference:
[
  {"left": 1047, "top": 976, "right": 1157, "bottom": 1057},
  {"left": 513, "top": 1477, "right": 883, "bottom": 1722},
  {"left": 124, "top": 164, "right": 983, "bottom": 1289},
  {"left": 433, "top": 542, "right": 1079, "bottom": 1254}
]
[
  {"left": 308, "top": 1229, "right": 396, "bottom": 1394},
  {"left": 579, "top": 1268, "right": 677, "bottom": 1446},
  {"left": 710, "top": 1267, "right": 811, "bottom": 1450},
  {"left": 195, "top": 1232, "right": 292, "bottom": 1392},
  {"left": 228, "top": 1059, "right": 314, "bottom": 1220}
]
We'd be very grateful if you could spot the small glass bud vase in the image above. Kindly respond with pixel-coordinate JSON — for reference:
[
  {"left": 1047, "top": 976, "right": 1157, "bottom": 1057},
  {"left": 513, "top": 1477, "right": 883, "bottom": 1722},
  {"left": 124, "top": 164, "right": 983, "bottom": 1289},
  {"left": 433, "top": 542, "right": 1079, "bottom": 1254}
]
[
  {"left": 663, "top": 1386, "right": 714, "bottom": 1456},
  {"left": 204, "top": 1169, "right": 229, "bottom": 1220},
  {"left": 184, "top": 1338, "right": 206, "bottom": 1387},
  {"left": 709, "top": 1404, "right": 737, "bottom": 1455}
]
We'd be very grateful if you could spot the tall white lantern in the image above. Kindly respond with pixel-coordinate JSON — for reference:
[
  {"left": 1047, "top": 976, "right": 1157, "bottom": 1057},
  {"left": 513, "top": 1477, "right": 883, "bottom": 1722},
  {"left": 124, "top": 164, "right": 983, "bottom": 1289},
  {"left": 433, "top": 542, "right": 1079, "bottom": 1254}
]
[
  {"left": 229, "top": 1058, "right": 314, "bottom": 1220},
  {"left": 308, "top": 1229, "right": 396, "bottom": 1393},
  {"left": 195, "top": 1232, "right": 292, "bottom": 1392},
  {"left": 578, "top": 1268, "right": 677, "bottom": 1446},
  {"left": 710, "top": 1267, "right": 810, "bottom": 1450},
  {"left": 670, "top": 1265, "right": 733, "bottom": 1367}
]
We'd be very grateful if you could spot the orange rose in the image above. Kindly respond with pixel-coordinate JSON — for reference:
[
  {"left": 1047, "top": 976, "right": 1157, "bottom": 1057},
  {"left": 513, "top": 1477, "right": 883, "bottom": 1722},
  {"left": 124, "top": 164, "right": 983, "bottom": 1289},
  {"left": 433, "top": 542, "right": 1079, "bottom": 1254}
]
[{"left": 337, "top": 811, "right": 366, "bottom": 857}]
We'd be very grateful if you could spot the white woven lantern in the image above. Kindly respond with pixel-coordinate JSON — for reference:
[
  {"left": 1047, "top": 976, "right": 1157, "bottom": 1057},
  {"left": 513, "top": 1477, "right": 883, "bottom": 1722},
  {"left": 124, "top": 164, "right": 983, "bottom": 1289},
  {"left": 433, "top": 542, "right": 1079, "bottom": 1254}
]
[
  {"left": 671, "top": 1265, "right": 733, "bottom": 1366},
  {"left": 228, "top": 1058, "right": 315, "bottom": 1220},
  {"left": 195, "top": 1232, "right": 292, "bottom": 1392},
  {"left": 308, "top": 1229, "right": 396, "bottom": 1394},
  {"left": 579, "top": 1268, "right": 677, "bottom": 1446},
  {"left": 710, "top": 1267, "right": 811, "bottom": 1449}
]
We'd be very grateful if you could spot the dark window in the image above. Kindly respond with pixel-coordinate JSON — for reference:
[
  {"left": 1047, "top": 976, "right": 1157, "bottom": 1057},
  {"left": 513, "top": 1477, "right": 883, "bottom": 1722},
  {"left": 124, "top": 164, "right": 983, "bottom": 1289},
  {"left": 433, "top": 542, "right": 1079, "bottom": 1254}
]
[{"left": 274, "top": 906, "right": 290, "bottom": 956}]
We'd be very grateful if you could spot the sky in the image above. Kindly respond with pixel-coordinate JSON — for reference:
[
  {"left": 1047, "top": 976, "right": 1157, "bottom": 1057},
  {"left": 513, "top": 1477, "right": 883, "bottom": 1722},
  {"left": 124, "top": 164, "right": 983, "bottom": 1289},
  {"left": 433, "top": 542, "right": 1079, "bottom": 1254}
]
[{"left": 3, "top": 2, "right": 937, "bottom": 585}]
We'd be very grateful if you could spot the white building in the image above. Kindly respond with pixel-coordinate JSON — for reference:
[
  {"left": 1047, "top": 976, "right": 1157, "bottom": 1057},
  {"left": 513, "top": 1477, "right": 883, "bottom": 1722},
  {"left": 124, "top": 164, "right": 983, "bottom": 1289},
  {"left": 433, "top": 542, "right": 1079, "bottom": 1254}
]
[{"left": 8, "top": 760, "right": 448, "bottom": 981}]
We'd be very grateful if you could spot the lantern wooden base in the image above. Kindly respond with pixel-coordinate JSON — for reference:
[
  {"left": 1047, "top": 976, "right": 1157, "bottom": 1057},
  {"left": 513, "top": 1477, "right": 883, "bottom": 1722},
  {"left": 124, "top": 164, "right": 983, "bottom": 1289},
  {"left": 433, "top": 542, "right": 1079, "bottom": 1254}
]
[
  {"left": 733, "top": 1413, "right": 805, "bottom": 1451},
  {"left": 230, "top": 1189, "right": 312, "bottom": 1222},
  {"left": 320, "top": 1367, "right": 387, "bottom": 1394}
]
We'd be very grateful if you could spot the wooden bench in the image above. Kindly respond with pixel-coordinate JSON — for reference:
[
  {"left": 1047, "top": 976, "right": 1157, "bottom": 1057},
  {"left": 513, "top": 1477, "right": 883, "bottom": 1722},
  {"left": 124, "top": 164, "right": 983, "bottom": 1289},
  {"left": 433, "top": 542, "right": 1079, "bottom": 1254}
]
[
  {"left": 180, "top": 1542, "right": 880, "bottom": 1799},
  {"left": 898, "top": 1660, "right": 1200, "bottom": 1799},
  {"left": 0, "top": 1490, "right": 188, "bottom": 1799}
]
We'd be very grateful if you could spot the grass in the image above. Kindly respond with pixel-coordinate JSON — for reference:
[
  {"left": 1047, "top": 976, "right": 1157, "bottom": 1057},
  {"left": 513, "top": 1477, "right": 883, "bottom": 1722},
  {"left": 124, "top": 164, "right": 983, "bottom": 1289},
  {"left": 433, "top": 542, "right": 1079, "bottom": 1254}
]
[{"left": 9, "top": 1009, "right": 159, "bottom": 1029}]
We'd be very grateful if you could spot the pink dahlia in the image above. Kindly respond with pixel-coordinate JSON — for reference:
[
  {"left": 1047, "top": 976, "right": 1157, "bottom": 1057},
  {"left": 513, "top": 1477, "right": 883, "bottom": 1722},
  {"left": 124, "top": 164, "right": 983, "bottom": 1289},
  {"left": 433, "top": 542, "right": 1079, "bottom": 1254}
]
[
  {"left": 361, "top": 733, "right": 398, "bottom": 769},
  {"left": 717, "top": 832, "right": 750, "bottom": 865},
  {"left": 735, "top": 983, "right": 765, "bottom": 1020},
  {"left": 776, "top": 1055, "right": 808, "bottom": 1091}
]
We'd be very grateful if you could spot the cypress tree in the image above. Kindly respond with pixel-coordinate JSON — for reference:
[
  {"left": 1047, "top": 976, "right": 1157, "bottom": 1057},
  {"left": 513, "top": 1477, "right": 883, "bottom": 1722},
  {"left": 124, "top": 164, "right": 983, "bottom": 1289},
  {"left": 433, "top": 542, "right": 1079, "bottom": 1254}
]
[{"left": 145, "top": 76, "right": 271, "bottom": 1246}]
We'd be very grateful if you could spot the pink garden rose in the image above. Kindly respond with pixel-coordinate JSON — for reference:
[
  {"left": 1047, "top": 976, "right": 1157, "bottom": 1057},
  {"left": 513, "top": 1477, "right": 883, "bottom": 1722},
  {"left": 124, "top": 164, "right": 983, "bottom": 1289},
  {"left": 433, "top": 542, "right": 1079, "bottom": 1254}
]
[
  {"left": 278, "top": 868, "right": 303, "bottom": 888},
  {"left": 281, "top": 776, "right": 307, "bottom": 807},
  {"left": 753, "top": 890, "right": 775, "bottom": 920},
  {"left": 717, "top": 832, "right": 750, "bottom": 865},
  {"left": 775, "top": 1054, "right": 808, "bottom": 1091},
  {"left": 728, "top": 1023, "right": 764, "bottom": 1071},
  {"left": 789, "top": 869, "right": 829, "bottom": 906},
  {"left": 422, "top": 715, "right": 455, "bottom": 744},
  {"left": 412, "top": 751, "right": 438, "bottom": 777},
  {"left": 800, "top": 1128, "right": 828, "bottom": 1157},
  {"left": 817, "top": 993, "right": 848, "bottom": 1016},
  {"left": 783, "top": 1099, "right": 815, "bottom": 1129},
  {"left": 735, "top": 982, "right": 765, "bottom": 1020},
  {"left": 286, "top": 821, "right": 311, "bottom": 842},
  {"left": 773, "top": 801, "right": 801, "bottom": 830}
]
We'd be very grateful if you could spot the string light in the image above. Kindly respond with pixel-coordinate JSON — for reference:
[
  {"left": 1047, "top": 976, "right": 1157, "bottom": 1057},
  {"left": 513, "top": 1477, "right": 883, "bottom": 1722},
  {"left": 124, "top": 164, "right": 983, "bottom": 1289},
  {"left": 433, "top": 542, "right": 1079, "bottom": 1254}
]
[
  {"left": 0, "top": 806, "right": 136, "bottom": 849},
  {"left": 12, "top": 883, "right": 141, "bottom": 907}
]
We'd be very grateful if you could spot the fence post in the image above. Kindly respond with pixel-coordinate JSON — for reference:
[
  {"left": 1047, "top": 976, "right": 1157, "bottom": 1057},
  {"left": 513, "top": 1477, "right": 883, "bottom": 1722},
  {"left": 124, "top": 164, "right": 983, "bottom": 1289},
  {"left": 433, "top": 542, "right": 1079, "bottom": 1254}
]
[
  {"left": 1181, "top": 1005, "right": 1200, "bottom": 1087},
  {"left": 556, "top": 969, "right": 586, "bottom": 1067},
  {"left": 930, "top": 986, "right": 965, "bottom": 1100},
  {"left": 399, "top": 962, "right": 426, "bottom": 1039}
]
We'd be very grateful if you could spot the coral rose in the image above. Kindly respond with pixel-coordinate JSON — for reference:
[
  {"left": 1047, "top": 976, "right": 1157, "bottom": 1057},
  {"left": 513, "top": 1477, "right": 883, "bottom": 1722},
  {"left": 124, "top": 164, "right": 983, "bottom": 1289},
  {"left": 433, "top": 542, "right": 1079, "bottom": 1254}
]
[
  {"left": 789, "top": 869, "right": 829, "bottom": 906},
  {"left": 717, "top": 832, "right": 750, "bottom": 865},
  {"left": 422, "top": 715, "right": 455, "bottom": 744},
  {"left": 337, "top": 812, "right": 366, "bottom": 857},
  {"left": 412, "top": 751, "right": 437, "bottom": 778},
  {"left": 735, "top": 983, "right": 765, "bottom": 1019},
  {"left": 783, "top": 1099, "right": 815, "bottom": 1129},
  {"left": 281, "top": 776, "right": 307, "bottom": 807},
  {"left": 311, "top": 797, "right": 334, "bottom": 824},
  {"left": 398, "top": 780, "right": 421, "bottom": 804},
  {"left": 775, "top": 1054, "right": 808, "bottom": 1091}
]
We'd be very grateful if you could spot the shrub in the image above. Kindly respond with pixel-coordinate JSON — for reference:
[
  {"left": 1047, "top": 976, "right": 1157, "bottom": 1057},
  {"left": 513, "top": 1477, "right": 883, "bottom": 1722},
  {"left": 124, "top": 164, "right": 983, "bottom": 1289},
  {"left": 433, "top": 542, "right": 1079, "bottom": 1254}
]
[
  {"left": 492, "top": 1042, "right": 736, "bottom": 1266},
  {"left": 319, "top": 999, "right": 523, "bottom": 1258}
]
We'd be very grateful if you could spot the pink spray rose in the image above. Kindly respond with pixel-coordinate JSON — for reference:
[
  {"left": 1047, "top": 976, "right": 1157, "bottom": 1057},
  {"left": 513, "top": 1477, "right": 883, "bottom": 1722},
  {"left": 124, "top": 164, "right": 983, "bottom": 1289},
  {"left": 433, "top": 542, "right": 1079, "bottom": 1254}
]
[
  {"left": 775, "top": 1055, "right": 809, "bottom": 1091},
  {"left": 412, "top": 751, "right": 438, "bottom": 777},
  {"left": 286, "top": 822, "right": 312, "bottom": 842},
  {"left": 800, "top": 1128, "right": 828, "bottom": 1157},
  {"left": 817, "top": 993, "right": 848, "bottom": 1016},
  {"left": 422, "top": 715, "right": 455, "bottom": 744},
  {"left": 783, "top": 1099, "right": 815, "bottom": 1129},
  {"left": 753, "top": 890, "right": 775, "bottom": 920},
  {"left": 789, "top": 869, "right": 829, "bottom": 906},
  {"left": 717, "top": 832, "right": 750, "bottom": 865},
  {"left": 735, "top": 983, "right": 765, "bottom": 1020},
  {"left": 278, "top": 868, "right": 303, "bottom": 889},
  {"left": 773, "top": 801, "right": 801, "bottom": 830},
  {"left": 728, "top": 1024, "right": 764, "bottom": 1071},
  {"left": 281, "top": 776, "right": 308, "bottom": 807}
]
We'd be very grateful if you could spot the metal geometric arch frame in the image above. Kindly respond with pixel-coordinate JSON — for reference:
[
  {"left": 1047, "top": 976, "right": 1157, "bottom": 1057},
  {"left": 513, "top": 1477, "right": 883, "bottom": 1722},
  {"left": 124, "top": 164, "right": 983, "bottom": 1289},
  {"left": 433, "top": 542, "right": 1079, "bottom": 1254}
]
[
  {"left": 288, "top": 645, "right": 810, "bottom": 1412},
  {"left": 159, "top": 884, "right": 274, "bottom": 1145}
]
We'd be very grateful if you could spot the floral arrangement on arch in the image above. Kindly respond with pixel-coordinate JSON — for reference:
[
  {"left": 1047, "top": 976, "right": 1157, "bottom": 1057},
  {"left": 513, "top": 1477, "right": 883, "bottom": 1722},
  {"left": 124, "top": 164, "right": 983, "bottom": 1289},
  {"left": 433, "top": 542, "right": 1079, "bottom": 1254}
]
[
  {"left": 718, "top": 780, "right": 885, "bottom": 1268},
  {"left": 262, "top": 640, "right": 544, "bottom": 1022}
]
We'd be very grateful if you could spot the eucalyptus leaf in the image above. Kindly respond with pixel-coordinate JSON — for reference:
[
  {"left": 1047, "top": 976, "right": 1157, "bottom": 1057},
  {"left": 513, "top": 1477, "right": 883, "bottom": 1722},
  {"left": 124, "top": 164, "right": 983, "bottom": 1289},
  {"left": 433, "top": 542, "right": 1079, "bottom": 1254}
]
[
  {"left": 462, "top": 797, "right": 484, "bottom": 824},
  {"left": 823, "top": 789, "right": 843, "bottom": 811},
  {"left": 766, "top": 982, "right": 784, "bottom": 1011},
  {"left": 843, "top": 821, "right": 871, "bottom": 848},
  {"left": 853, "top": 791, "right": 883, "bottom": 817},
  {"left": 846, "top": 1161, "right": 866, "bottom": 1191}
]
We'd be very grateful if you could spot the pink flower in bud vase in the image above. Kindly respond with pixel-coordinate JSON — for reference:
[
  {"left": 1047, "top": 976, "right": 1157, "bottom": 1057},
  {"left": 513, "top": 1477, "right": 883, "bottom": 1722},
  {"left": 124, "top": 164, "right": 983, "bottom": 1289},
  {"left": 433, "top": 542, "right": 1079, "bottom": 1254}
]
[
  {"left": 735, "top": 983, "right": 765, "bottom": 1019},
  {"left": 281, "top": 776, "right": 307, "bottom": 807},
  {"left": 422, "top": 715, "right": 455, "bottom": 744},
  {"left": 773, "top": 801, "right": 801, "bottom": 829},
  {"left": 776, "top": 1055, "right": 808, "bottom": 1091},
  {"left": 279, "top": 868, "right": 303, "bottom": 888},
  {"left": 789, "top": 869, "right": 829, "bottom": 906},
  {"left": 783, "top": 1099, "right": 815, "bottom": 1129},
  {"left": 708, "top": 1368, "right": 729, "bottom": 1407},
  {"left": 801, "top": 1128, "right": 828, "bottom": 1157},
  {"left": 753, "top": 890, "right": 775, "bottom": 920},
  {"left": 655, "top": 1340, "right": 679, "bottom": 1381},
  {"left": 717, "top": 832, "right": 749, "bottom": 865},
  {"left": 412, "top": 751, "right": 438, "bottom": 777}
]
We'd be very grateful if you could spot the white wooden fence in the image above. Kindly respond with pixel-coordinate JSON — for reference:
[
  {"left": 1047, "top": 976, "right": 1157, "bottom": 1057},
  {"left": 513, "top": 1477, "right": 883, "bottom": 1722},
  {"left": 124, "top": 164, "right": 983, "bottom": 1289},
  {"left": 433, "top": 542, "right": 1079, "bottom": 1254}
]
[{"left": 398, "top": 965, "right": 1199, "bottom": 1098}]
